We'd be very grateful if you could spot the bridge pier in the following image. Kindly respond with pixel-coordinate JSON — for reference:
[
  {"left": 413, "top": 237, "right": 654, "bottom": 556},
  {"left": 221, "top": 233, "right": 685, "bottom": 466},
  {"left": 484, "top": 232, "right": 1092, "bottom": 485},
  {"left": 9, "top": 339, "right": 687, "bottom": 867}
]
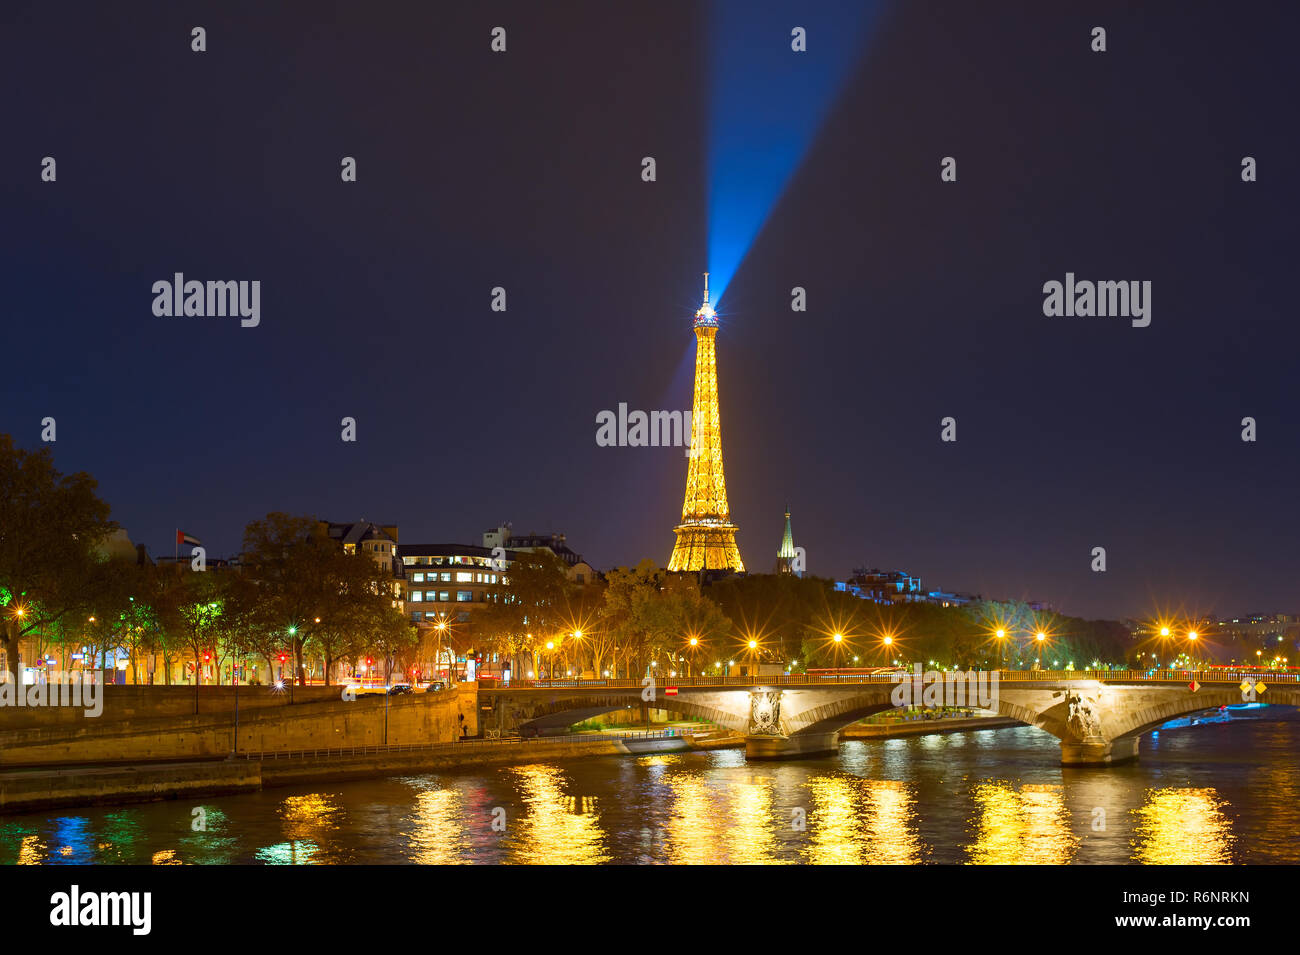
[
  {"left": 745, "top": 731, "right": 839, "bottom": 760},
  {"left": 1059, "top": 736, "right": 1139, "bottom": 767}
]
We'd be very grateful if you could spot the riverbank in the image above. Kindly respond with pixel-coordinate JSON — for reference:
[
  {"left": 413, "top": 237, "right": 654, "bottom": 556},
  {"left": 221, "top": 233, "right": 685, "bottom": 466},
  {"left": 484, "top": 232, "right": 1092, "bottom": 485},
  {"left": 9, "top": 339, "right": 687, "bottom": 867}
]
[
  {"left": 0, "top": 735, "right": 690, "bottom": 815},
  {"left": 0, "top": 717, "right": 1027, "bottom": 815}
]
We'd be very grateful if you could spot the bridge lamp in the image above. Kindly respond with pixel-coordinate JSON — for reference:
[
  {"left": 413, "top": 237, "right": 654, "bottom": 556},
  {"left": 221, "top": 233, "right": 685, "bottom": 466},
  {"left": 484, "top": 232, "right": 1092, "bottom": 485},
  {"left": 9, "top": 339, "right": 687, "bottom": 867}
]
[
  {"left": 546, "top": 641, "right": 554, "bottom": 650},
  {"left": 995, "top": 629, "right": 1005, "bottom": 639},
  {"left": 1160, "top": 627, "right": 1171, "bottom": 637},
  {"left": 689, "top": 637, "right": 698, "bottom": 647},
  {"left": 833, "top": 633, "right": 843, "bottom": 644},
  {"left": 748, "top": 640, "right": 758, "bottom": 650},
  {"left": 1188, "top": 631, "right": 1198, "bottom": 640},
  {"left": 882, "top": 636, "right": 893, "bottom": 647}
]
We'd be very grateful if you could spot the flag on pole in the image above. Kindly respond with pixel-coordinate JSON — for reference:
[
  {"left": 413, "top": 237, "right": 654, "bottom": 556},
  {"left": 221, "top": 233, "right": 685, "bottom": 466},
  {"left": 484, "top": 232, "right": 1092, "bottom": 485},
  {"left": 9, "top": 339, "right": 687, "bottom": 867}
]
[{"left": 177, "top": 530, "right": 202, "bottom": 548}]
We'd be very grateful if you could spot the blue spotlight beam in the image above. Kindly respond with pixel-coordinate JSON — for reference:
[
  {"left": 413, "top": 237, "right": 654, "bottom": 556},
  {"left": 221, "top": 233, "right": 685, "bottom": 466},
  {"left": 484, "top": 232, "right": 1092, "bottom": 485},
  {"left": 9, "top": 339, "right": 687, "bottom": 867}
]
[{"left": 707, "top": 0, "right": 886, "bottom": 309}]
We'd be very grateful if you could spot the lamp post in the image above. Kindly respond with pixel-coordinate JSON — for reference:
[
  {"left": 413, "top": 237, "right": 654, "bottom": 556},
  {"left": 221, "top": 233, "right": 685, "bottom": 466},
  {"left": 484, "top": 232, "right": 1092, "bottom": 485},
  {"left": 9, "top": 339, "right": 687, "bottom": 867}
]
[
  {"left": 1035, "top": 632, "right": 1046, "bottom": 669},
  {"left": 435, "top": 618, "right": 448, "bottom": 686},
  {"left": 995, "top": 629, "right": 1005, "bottom": 670}
]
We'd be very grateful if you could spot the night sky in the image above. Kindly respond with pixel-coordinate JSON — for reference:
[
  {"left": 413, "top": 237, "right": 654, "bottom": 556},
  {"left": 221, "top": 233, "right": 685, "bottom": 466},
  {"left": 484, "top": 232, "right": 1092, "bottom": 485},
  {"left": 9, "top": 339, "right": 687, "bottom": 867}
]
[{"left": 2, "top": 1, "right": 1296, "bottom": 621}]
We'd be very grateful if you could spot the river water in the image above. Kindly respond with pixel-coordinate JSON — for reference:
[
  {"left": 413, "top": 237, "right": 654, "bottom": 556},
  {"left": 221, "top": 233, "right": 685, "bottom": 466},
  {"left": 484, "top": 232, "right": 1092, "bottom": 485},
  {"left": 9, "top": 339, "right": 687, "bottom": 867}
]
[{"left": 4, "top": 708, "right": 1298, "bottom": 865}]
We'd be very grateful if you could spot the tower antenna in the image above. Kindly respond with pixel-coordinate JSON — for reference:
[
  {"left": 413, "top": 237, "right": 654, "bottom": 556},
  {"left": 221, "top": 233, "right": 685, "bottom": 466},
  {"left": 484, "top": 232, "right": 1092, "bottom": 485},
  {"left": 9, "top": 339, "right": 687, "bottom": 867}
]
[{"left": 703, "top": 272, "right": 710, "bottom": 306}]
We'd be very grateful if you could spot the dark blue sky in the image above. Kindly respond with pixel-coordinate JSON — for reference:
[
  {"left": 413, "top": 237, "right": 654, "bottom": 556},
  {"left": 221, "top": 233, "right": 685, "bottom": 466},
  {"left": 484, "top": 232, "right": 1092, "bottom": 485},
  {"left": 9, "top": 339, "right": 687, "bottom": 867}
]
[{"left": 2, "top": 1, "right": 1296, "bottom": 620}]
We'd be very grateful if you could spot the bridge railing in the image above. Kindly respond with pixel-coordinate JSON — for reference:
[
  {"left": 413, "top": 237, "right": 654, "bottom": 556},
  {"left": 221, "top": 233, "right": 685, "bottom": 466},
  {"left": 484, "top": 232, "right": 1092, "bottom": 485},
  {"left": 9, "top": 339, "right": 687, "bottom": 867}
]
[{"left": 486, "top": 669, "right": 1298, "bottom": 690}]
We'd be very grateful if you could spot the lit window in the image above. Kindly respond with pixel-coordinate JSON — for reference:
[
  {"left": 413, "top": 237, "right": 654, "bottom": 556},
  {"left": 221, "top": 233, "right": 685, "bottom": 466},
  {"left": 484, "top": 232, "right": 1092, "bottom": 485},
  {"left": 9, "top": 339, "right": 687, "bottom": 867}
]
[
  {"left": 412, "top": 572, "right": 424, "bottom": 583},
  {"left": 440, "top": 591, "right": 450, "bottom": 602},
  {"left": 456, "top": 572, "right": 472, "bottom": 583},
  {"left": 410, "top": 591, "right": 423, "bottom": 602},
  {"left": 457, "top": 591, "right": 473, "bottom": 602}
]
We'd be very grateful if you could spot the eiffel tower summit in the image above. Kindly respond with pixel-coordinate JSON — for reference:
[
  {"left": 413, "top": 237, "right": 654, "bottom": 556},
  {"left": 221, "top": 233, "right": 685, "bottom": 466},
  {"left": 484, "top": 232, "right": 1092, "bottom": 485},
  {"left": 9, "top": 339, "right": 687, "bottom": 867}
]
[{"left": 667, "top": 274, "right": 745, "bottom": 572}]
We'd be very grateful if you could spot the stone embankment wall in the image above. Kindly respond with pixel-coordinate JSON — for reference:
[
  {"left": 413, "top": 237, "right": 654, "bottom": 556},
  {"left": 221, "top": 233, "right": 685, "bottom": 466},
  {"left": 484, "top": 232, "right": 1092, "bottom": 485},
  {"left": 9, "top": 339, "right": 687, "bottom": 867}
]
[
  {"left": 0, "top": 683, "right": 342, "bottom": 730},
  {"left": 0, "top": 684, "right": 478, "bottom": 766}
]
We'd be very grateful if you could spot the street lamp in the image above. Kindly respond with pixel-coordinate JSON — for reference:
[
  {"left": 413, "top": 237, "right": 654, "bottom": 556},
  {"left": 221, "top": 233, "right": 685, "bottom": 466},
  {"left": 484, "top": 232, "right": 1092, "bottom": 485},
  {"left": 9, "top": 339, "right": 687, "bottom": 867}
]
[{"left": 1035, "top": 632, "right": 1046, "bottom": 669}]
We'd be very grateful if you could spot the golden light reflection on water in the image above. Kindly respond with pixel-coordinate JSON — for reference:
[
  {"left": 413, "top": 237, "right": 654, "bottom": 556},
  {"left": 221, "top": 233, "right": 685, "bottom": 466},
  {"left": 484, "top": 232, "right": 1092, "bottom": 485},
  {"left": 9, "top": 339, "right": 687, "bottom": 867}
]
[
  {"left": 16, "top": 834, "right": 46, "bottom": 865},
  {"left": 661, "top": 769, "right": 782, "bottom": 864},
  {"left": 254, "top": 793, "right": 347, "bottom": 865},
  {"left": 863, "top": 780, "right": 925, "bottom": 864},
  {"left": 502, "top": 764, "right": 609, "bottom": 864},
  {"left": 408, "top": 787, "right": 468, "bottom": 864},
  {"left": 151, "top": 849, "right": 181, "bottom": 865},
  {"left": 803, "top": 776, "right": 925, "bottom": 865},
  {"left": 1131, "top": 788, "right": 1234, "bottom": 864},
  {"left": 967, "top": 782, "right": 1078, "bottom": 864},
  {"left": 724, "top": 776, "right": 781, "bottom": 864},
  {"left": 806, "top": 776, "right": 863, "bottom": 864}
]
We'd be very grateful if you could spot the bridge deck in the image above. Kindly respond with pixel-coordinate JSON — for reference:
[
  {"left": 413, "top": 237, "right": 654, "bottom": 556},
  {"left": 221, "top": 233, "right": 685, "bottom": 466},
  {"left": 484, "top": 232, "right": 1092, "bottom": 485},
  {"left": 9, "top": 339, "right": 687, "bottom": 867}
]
[{"left": 480, "top": 669, "right": 1295, "bottom": 692}]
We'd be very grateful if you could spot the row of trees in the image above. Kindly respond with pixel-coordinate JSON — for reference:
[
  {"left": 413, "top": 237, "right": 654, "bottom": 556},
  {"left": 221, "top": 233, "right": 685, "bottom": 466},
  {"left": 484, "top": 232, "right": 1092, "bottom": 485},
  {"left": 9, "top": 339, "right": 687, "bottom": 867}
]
[
  {"left": 2, "top": 431, "right": 1146, "bottom": 688},
  {"left": 1, "top": 435, "right": 414, "bottom": 684},
  {"left": 465, "top": 554, "right": 1141, "bottom": 678}
]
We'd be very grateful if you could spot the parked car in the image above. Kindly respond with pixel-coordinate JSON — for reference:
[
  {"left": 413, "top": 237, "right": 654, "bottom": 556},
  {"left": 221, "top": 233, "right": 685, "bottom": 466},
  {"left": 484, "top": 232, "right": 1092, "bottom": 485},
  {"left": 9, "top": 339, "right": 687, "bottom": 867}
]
[
  {"left": 424, "top": 681, "right": 446, "bottom": 693},
  {"left": 387, "top": 683, "right": 414, "bottom": 696}
]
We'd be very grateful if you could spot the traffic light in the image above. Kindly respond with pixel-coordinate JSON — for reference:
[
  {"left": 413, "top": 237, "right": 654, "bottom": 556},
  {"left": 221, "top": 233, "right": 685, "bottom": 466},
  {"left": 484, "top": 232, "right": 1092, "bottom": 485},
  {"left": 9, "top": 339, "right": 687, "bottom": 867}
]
[
  {"left": 278, "top": 654, "right": 287, "bottom": 663},
  {"left": 203, "top": 652, "right": 211, "bottom": 663}
]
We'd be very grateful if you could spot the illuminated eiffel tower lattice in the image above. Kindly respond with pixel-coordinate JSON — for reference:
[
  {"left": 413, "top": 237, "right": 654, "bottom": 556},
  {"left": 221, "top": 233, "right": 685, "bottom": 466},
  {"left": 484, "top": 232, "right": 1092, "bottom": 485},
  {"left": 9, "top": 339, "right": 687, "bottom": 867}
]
[{"left": 667, "top": 274, "right": 745, "bottom": 573}]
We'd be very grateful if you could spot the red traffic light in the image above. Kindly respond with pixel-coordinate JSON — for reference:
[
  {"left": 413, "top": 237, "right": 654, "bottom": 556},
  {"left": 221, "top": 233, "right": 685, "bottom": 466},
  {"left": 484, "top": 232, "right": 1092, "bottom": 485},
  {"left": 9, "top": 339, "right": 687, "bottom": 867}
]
[
  {"left": 203, "top": 653, "right": 211, "bottom": 662},
  {"left": 278, "top": 654, "right": 287, "bottom": 662}
]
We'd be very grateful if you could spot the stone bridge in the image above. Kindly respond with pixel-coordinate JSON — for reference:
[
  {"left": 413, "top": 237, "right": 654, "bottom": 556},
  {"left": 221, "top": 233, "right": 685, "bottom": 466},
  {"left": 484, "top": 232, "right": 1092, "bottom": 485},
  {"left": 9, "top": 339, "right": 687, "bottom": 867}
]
[{"left": 478, "top": 669, "right": 1300, "bottom": 766}]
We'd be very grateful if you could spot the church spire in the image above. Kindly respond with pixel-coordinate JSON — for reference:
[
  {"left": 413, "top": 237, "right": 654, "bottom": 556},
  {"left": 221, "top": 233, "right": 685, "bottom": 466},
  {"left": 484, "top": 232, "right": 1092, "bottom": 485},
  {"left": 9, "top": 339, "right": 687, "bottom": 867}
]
[{"left": 776, "top": 506, "right": 799, "bottom": 575}]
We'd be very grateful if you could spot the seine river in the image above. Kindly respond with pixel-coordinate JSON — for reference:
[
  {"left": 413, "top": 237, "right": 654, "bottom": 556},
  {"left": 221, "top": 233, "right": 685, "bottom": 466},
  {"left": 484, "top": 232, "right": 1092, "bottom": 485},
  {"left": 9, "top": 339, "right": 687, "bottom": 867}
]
[{"left": 4, "top": 708, "right": 1299, "bottom": 865}]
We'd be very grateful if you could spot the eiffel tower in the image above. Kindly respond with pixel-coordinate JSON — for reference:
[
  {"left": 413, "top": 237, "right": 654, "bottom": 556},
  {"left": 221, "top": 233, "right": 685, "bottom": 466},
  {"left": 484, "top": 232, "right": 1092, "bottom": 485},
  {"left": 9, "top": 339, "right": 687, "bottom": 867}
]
[{"left": 667, "top": 274, "right": 745, "bottom": 573}]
